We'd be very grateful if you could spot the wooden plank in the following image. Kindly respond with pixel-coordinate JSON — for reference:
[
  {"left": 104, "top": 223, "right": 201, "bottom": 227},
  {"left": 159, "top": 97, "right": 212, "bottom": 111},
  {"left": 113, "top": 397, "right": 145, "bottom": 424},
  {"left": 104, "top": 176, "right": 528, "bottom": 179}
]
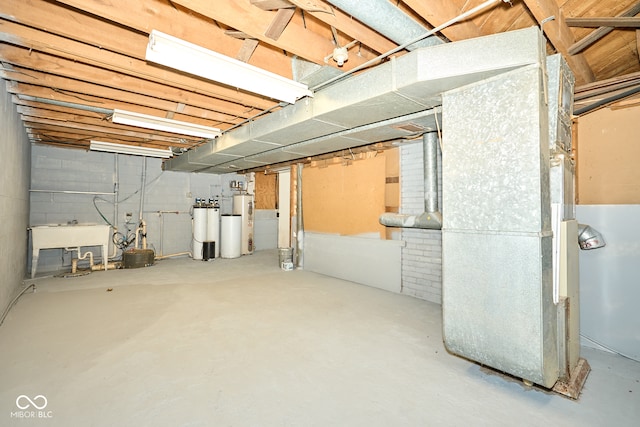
[
  {"left": 0, "top": 47, "right": 244, "bottom": 126},
  {"left": 254, "top": 172, "right": 277, "bottom": 209},
  {"left": 522, "top": 0, "right": 595, "bottom": 84},
  {"left": 237, "top": 39, "right": 260, "bottom": 62},
  {"left": 566, "top": 17, "right": 640, "bottom": 28},
  {"left": 288, "top": 0, "right": 332, "bottom": 14},
  {"left": 26, "top": 129, "right": 168, "bottom": 147},
  {"left": 168, "top": 0, "right": 379, "bottom": 70},
  {"left": 401, "top": 0, "right": 484, "bottom": 41},
  {"left": 22, "top": 118, "right": 190, "bottom": 145},
  {"left": 17, "top": 106, "right": 205, "bottom": 142},
  {"left": 5, "top": 78, "right": 232, "bottom": 128},
  {"left": 286, "top": 0, "right": 396, "bottom": 56},
  {"left": 10, "top": 89, "right": 228, "bottom": 130},
  {"left": 264, "top": 8, "right": 296, "bottom": 40},
  {"left": 568, "top": 1, "right": 640, "bottom": 55},
  {"left": 50, "top": 0, "right": 295, "bottom": 78},
  {"left": 0, "top": 17, "right": 274, "bottom": 112},
  {"left": 251, "top": 0, "right": 294, "bottom": 11}
]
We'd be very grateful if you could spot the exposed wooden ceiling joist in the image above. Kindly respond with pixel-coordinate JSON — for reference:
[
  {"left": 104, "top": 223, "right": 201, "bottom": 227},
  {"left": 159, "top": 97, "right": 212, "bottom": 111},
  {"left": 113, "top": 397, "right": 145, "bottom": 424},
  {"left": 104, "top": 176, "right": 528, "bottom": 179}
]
[
  {"left": 0, "top": 0, "right": 637, "bottom": 155},
  {"left": 522, "top": 0, "right": 596, "bottom": 85},
  {"left": 566, "top": 17, "right": 640, "bottom": 28},
  {"left": 568, "top": 2, "right": 640, "bottom": 55}
]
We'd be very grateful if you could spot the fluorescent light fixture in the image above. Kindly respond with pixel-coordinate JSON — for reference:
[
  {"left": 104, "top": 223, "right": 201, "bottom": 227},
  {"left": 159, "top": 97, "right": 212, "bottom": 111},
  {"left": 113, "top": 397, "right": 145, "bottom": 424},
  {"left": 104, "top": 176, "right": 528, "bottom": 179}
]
[
  {"left": 112, "top": 109, "right": 221, "bottom": 139},
  {"left": 146, "top": 30, "right": 313, "bottom": 104},
  {"left": 90, "top": 141, "right": 174, "bottom": 158}
]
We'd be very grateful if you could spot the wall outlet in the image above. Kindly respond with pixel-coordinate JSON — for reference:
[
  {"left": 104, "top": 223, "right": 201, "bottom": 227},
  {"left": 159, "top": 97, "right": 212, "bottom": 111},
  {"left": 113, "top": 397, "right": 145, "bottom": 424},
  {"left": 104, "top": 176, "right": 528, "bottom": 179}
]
[{"left": 186, "top": 192, "right": 192, "bottom": 198}]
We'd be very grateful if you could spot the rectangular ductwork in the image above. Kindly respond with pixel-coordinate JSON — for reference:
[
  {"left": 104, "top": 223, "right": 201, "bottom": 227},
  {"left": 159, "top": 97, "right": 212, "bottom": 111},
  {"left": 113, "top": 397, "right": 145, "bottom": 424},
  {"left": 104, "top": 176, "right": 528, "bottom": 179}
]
[
  {"left": 441, "top": 30, "right": 562, "bottom": 388},
  {"left": 163, "top": 27, "right": 545, "bottom": 174}
]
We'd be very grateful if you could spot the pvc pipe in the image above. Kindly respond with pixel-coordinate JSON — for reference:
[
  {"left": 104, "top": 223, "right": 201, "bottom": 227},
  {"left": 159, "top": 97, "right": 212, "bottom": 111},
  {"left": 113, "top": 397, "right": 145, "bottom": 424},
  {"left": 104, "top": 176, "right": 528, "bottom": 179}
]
[
  {"left": 110, "top": 153, "right": 120, "bottom": 260},
  {"left": 139, "top": 156, "right": 147, "bottom": 222},
  {"left": 29, "top": 189, "right": 115, "bottom": 195},
  {"left": 155, "top": 251, "right": 191, "bottom": 260}
]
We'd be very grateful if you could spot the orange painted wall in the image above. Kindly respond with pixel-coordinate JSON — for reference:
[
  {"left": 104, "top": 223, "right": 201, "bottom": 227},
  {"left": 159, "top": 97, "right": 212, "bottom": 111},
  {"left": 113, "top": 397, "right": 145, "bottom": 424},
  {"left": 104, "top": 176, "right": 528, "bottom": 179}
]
[
  {"left": 576, "top": 104, "right": 640, "bottom": 204},
  {"left": 302, "top": 151, "right": 395, "bottom": 238}
]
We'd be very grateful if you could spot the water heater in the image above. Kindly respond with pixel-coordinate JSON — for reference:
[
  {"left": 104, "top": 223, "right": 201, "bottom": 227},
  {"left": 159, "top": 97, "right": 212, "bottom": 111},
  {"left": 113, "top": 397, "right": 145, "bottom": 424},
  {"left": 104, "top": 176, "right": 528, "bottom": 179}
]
[
  {"left": 192, "top": 206, "right": 207, "bottom": 261},
  {"left": 233, "top": 194, "right": 254, "bottom": 255}
]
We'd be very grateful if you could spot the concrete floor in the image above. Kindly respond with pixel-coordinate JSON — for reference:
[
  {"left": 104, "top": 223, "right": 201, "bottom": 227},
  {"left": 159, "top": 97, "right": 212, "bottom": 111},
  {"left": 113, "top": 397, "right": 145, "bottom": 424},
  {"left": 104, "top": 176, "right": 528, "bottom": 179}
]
[{"left": 1, "top": 250, "right": 638, "bottom": 426}]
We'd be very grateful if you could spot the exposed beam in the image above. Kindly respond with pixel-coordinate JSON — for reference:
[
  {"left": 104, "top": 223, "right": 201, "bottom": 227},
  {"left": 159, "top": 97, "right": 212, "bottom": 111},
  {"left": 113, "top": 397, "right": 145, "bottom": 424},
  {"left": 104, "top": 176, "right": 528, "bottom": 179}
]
[
  {"left": 566, "top": 17, "right": 640, "bottom": 28},
  {"left": 10, "top": 87, "right": 229, "bottom": 129},
  {"left": 22, "top": 118, "right": 192, "bottom": 145},
  {"left": 168, "top": 0, "right": 379, "bottom": 70},
  {"left": 17, "top": 106, "right": 204, "bottom": 143},
  {"left": 0, "top": 41, "right": 252, "bottom": 123},
  {"left": 50, "top": 0, "right": 296, "bottom": 78},
  {"left": 522, "top": 0, "right": 595, "bottom": 84},
  {"left": 237, "top": 39, "right": 261, "bottom": 62},
  {"left": 251, "top": 0, "right": 294, "bottom": 10},
  {"left": 401, "top": 0, "right": 484, "bottom": 41},
  {"left": 0, "top": 49, "right": 248, "bottom": 127},
  {"left": 4, "top": 80, "right": 235, "bottom": 127},
  {"left": 568, "top": 2, "right": 640, "bottom": 55},
  {"left": 0, "top": 14, "right": 274, "bottom": 110},
  {"left": 264, "top": 8, "right": 296, "bottom": 40},
  {"left": 287, "top": 0, "right": 397, "bottom": 56}
]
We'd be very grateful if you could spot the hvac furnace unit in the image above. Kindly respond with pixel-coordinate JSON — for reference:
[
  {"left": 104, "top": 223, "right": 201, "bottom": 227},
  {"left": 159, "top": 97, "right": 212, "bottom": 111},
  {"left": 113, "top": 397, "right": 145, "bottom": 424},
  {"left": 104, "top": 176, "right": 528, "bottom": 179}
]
[
  {"left": 233, "top": 194, "right": 254, "bottom": 255},
  {"left": 439, "top": 29, "right": 587, "bottom": 398}
]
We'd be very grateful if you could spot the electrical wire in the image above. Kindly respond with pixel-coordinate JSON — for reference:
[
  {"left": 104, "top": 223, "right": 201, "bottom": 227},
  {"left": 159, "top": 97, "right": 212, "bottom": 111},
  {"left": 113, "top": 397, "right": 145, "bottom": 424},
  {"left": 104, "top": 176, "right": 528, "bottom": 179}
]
[
  {"left": 92, "top": 196, "right": 113, "bottom": 226},
  {"left": 0, "top": 284, "right": 36, "bottom": 328},
  {"left": 580, "top": 334, "right": 640, "bottom": 364}
]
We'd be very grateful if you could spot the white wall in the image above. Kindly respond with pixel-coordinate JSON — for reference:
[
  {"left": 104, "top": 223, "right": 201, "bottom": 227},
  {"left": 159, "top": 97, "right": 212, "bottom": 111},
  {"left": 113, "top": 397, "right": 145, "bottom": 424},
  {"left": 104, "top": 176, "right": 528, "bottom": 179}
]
[
  {"left": 254, "top": 209, "right": 278, "bottom": 251},
  {"left": 577, "top": 204, "right": 640, "bottom": 360},
  {"left": 29, "top": 145, "right": 245, "bottom": 273},
  {"left": 0, "top": 84, "right": 31, "bottom": 312},
  {"left": 399, "top": 141, "right": 443, "bottom": 304}
]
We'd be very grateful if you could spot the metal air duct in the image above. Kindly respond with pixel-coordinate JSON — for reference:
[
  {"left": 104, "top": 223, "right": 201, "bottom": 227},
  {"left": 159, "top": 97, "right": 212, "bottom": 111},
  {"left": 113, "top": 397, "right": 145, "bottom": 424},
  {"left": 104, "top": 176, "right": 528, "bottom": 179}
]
[
  {"left": 163, "top": 27, "right": 544, "bottom": 174},
  {"left": 324, "top": 0, "right": 443, "bottom": 50},
  {"left": 379, "top": 132, "right": 442, "bottom": 229}
]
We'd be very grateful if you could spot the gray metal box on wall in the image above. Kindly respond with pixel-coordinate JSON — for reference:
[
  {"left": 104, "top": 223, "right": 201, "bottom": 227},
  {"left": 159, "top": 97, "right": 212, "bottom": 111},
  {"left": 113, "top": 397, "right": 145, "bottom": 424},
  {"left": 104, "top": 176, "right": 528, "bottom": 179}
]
[{"left": 442, "top": 58, "right": 559, "bottom": 387}]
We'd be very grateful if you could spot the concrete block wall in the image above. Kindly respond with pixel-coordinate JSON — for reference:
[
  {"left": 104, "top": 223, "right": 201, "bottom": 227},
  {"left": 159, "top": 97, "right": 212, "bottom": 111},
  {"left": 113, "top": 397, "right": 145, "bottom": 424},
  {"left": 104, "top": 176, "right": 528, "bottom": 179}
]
[
  {"left": 0, "top": 84, "right": 31, "bottom": 313},
  {"left": 29, "top": 145, "right": 247, "bottom": 273},
  {"left": 399, "top": 139, "right": 443, "bottom": 304}
]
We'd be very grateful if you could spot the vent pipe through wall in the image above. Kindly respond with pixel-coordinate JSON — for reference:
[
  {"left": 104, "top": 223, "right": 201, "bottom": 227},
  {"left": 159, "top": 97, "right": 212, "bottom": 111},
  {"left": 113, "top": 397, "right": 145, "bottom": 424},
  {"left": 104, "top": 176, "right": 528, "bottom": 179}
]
[{"left": 379, "top": 132, "right": 442, "bottom": 230}]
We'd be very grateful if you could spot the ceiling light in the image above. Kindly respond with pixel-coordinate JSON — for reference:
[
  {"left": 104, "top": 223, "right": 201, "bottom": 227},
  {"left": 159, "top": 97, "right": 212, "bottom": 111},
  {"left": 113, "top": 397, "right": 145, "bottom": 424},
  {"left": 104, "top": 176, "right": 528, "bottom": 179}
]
[
  {"left": 90, "top": 141, "right": 174, "bottom": 158},
  {"left": 112, "top": 109, "right": 221, "bottom": 139},
  {"left": 145, "top": 30, "right": 313, "bottom": 104}
]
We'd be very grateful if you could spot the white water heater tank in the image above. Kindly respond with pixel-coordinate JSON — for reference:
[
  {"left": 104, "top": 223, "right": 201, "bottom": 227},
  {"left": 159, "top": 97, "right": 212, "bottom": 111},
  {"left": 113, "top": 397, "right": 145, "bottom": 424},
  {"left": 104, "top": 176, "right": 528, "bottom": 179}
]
[
  {"left": 192, "top": 206, "right": 208, "bottom": 261},
  {"left": 207, "top": 207, "right": 220, "bottom": 258},
  {"left": 221, "top": 214, "right": 242, "bottom": 258},
  {"left": 233, "top": 194, "right": 254, "bottom": 255}
]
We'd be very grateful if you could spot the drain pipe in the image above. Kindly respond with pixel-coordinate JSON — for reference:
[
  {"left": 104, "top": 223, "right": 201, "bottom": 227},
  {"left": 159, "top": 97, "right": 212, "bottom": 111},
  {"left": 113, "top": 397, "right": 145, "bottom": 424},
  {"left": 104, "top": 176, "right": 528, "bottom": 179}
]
[
  {"left": 379, "top": 132, "right": 442, "bottom": 229},
  {"left": 296, "top": 163, "right": 304, "bottom": 269}
]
